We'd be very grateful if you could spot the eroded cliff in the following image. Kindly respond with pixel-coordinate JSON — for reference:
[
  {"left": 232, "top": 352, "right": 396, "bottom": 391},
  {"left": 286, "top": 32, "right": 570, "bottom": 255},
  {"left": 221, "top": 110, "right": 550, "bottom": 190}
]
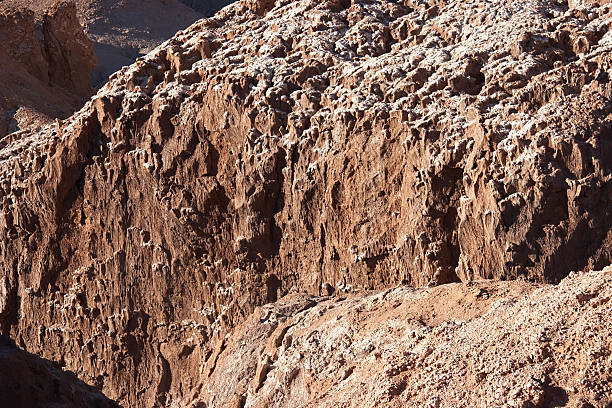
[
  {"left": 1, "top": 0, "right": 206, "bottom": 86},
  {"left": 0, "top": 0, "right": 610, "bottom": 405}
]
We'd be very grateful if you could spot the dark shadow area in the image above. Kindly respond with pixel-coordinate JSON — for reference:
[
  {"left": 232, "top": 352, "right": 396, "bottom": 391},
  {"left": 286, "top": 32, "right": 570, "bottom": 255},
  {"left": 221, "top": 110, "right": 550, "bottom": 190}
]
[
  {"left": 179, "top": 0, "right": 237, "bottom": 16},
  {"left": 266, "top": 274, "right": 282, "bottom": 303},
  {"left": 0, "top": 335, "right": 120, "bottom": 408},
  {"left": 91, "top": 42, "right": 143, "bottom": 87},
  {"left": 540, "top": 384, "right": 569, "bottom": 408}
]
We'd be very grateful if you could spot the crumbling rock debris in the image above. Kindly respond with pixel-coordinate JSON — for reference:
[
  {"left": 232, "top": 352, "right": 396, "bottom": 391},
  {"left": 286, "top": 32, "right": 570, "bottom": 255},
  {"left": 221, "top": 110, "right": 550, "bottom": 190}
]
[
  {"left": 0, "top": 0, "right": 96, "bottom": 136},
  {"left": 0, "top": 0, "right": 611, "bottom": 406},
  {"left": 197, "top": 266, "right": 612, "bottom": 408}
]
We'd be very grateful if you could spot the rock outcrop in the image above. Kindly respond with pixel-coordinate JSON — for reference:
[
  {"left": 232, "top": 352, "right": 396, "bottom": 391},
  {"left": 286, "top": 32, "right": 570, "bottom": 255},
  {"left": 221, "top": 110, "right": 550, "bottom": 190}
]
[
  {"left": 0, "top": 0, "right": 611, "bottom": 406},
  {"left": 41, "top": 0, "right": 97, "bottom": 97},
  {"left": 0, "top": 0, "right": 95, "bottom": 97},
  {"left": 0, "top": 0, "right": 96, "bottom": 136},
  {"left": 0, "top": 335, "right": 119, "bottom": 407},
  {"left": 198, "top": 266, "right": 612, "bottom": 408}
]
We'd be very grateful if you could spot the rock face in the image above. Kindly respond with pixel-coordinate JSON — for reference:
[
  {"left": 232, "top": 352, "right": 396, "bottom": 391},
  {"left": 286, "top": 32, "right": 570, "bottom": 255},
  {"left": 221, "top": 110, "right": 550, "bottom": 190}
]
[
  {"left": 0, "top": 335, "right": 119, "bottom": 408},
  {"left": 40, "top": 0, "right": 97, "bottom": 97},
  {"left": 199, "top": 266, "right": 612, "bottom": 408},
  {"left": 0, "top": 0, "right": 96, "bottom": 136},
  {"left": 0, "top": 0, "right": 95, "bottom": 97},
  {"left": 0, "top": 0, "right": 611, "bottom": 406}
]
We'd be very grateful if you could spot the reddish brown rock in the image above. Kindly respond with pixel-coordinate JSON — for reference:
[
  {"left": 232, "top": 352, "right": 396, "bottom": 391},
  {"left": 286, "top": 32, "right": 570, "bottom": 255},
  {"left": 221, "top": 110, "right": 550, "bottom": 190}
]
[
  {"left": 0, "top": 0, "right": 96, "bottom": 96},
  {"left": 0, "top": 0, "right": 96, "bottom": 136},
  {"left": 1, "top": 0, "right": 213, "bottom": 85},
  {"left": 0, "top": 0, "right": 610, "bottom": 406},
  {"left": 198, "top": 266, "right": 612, "bottom": 408},
  {"left": 41, "top": 0, "right": 97, "bottom": 97}
]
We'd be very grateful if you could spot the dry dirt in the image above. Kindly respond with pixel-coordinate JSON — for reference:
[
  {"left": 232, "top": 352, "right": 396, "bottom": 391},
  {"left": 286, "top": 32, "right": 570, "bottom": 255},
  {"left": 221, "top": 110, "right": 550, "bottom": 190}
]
[{"left": 0, "top": 0, "right": 610, "bottom": 406}]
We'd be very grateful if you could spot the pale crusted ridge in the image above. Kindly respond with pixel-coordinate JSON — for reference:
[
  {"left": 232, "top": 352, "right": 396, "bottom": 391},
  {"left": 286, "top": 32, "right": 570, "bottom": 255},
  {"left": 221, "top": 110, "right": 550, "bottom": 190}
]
[{"left": 202, "top": 266, "right": 612, "bottom": 407}]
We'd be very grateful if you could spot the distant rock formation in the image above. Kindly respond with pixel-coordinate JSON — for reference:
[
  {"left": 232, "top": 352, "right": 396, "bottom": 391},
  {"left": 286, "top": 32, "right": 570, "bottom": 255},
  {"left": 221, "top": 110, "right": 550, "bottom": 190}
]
[
  {"left": 1, "top": 0, "right": 205, "bottom": 86},
  {"left": 0, "top": 0, "right": 95, "bottom": 97},
  {"left": 41, "top": 1, "right": 97, "bottom": 97},
  {"left": 76, "top": 0, "right": 205, "bottom": 86},
  {"left": 0, "top": 0, "right": 96, "bottom": 136},
  {"left": 0, "top": 0, "right": 610, "bottom": 406}
]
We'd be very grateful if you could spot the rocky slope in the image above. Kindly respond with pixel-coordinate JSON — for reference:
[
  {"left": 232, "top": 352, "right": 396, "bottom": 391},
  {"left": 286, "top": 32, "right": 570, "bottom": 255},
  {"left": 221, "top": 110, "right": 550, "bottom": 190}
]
[
  {"left": 200, "top": 266, "right": 612, "bottom": 408},
  {"left": 78, "top": 0, "right": 205, "bottom": 86},
  {"left": 0, "top": 0, "right": 611, "bottom": 406},
  {"left": 0, "top": 1, "right": 96, "bottom": 136}
]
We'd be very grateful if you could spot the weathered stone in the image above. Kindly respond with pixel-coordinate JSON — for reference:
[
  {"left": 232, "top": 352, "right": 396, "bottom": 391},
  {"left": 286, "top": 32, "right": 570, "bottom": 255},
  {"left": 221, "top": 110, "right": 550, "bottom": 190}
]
[
  {"left": 200, "top": 266, "right": 612, "bottom": 408},
  {"left": 0, "top": 0, "right": 610, "bottom": 406}
]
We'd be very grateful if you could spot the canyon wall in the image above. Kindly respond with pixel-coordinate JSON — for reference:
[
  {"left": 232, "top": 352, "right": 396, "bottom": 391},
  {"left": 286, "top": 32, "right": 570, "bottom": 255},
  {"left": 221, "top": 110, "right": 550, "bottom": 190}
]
[
  {"left": 0, "top": 0, "right": 610, "bottom": 406},
  {"left": 1, "top": 0, "right": 206, "bottom": 86}
]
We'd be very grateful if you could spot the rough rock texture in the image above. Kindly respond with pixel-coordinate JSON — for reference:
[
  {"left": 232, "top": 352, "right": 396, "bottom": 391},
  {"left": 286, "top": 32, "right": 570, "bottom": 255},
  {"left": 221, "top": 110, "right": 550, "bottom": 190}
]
[
  {"left": 0, "top": 0, "right": 611, "bottom": 406},
  {"left": 0, "top": 0, "right": 95, "bottom": 97},
  {"left": 0, "top": 0, "right": 96, "bottom": 136},
  {"left": 199, "top": 266, "right": 612, "bottom": 408},
  {"left": 0, "top": 335, "right": 119, "bottom": 407}
]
